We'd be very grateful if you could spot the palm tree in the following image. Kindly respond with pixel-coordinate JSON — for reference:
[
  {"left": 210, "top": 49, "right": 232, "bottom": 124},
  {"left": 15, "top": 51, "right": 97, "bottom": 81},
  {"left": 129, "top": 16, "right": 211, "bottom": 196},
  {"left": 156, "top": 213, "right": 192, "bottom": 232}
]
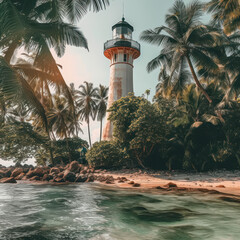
[
  {"left": 145, "top": 89, "right": 150, "bottom": 100},
  {"left": 206, "top": 0, "right": 240, "bottom": 34},
  {"left": 77, "top": 82, "right": 97, "bottom": 147},
  {"left": 95, "top": 85, "right": 108, "bottom": 141},
  {"left": 0, "top": 0, "right": 109, "bottom": 121},
  {"left": 140, "top": 0, "right": 221, "bottom": 104},
  {"left": 47, "top": 95, "right": 74, "bottom": 161}
]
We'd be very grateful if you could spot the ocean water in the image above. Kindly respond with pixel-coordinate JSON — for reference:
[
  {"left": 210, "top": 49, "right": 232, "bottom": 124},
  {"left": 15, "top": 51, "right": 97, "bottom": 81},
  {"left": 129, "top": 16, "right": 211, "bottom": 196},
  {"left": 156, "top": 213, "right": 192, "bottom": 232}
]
[{"left": 0, "top": 183, "right": 240, "bottom": 240}]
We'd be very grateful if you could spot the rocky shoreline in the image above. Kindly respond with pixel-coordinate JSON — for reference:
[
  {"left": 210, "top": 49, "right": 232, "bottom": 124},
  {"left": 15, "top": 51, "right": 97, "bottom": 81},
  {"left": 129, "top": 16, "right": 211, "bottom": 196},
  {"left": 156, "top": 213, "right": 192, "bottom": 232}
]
[
  {"left": 1, "top": 163, "right": 240, "bottom": 199},
  {"left": 0, "top": 161, "right": 98, "bottom": 184}
]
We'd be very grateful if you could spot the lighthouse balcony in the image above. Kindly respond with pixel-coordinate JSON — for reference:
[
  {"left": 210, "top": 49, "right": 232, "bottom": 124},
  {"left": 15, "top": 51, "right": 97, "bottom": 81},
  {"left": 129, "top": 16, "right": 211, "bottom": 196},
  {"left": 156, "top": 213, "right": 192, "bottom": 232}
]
[{"left": 104, "top": 38, "right": 140, "bottom": 52}]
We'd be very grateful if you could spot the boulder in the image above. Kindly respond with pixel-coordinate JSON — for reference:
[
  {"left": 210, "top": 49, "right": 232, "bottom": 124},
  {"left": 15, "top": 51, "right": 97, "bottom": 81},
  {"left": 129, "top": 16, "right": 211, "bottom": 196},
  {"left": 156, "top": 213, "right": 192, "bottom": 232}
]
[
  {"left": 15, "top": 172, "right": 25, "bottom": 180},
  {"left": 11, "top": 168, "right": 23, "bottom": 178},
  {"left": 29, "top": 176, "right": 41, "bottom": 181},
  {"left": 57, "top": 172, "right": 64, "bottom": 178},
  {"left": 68, "top": 161, "right": 80, "bottom": 173},
  {"left": 0, "top": 170, "right": 6, "bottom": 179},
  {"left": 26, "top": 168, "right": 44, "bottom": 178},
  {"left": 33, "top": 168, "right": 45, "bottom": 177},
  {"left": 26, "top": 169, "right": 35, "bottom": 178},
  {"left": 80, "top": 169, "right": 87, "bottom": 174},
  {"left": 75, "top": 174, "right": 88, "bottom": 183},
  {"left": 132, "top": 183, "right": 141, "bottom": 187},
  {"left": 0, "top": 177, "right": 17, "bottom": 183},
  {"left": 50, "top": 167, "right": 60, "bottom": 175},
  {"left": 42, "top": 174, "right": 53, "bottom": 181},
  {"left": 164, "top": 182, "right": 177, "bottom": 188},
  {"left": 53, "top": 177, "right": 65, "bottom": 183},
  {"left": 4, "top": 169, "right": 12, "bottom": 178},
  {"left": 86, "top": 175, "right": 94, "bottom": 183},
  {"left": 21, "top": 176, "right": 28, "bottom": 180},
  {"left": 23, "top": 168, "right": 30, "bottom": 174},
  {"left": 63, "top": 170, "right": 76, "bottom": 182}
]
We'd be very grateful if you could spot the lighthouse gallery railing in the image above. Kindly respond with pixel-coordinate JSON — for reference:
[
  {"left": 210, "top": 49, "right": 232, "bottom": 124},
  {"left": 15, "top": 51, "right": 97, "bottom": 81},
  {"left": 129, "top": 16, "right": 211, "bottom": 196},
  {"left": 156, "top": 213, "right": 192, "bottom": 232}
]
[{"left": 104, "top": 39, "right": 140, "bottom": 52}]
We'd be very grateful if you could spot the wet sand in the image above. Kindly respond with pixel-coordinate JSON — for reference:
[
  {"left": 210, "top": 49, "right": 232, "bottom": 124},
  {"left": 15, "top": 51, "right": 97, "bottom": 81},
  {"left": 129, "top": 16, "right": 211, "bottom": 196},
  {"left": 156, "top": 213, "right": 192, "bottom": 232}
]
[{"left": 95, "top": 170, "right": 240, "bottom": 196}]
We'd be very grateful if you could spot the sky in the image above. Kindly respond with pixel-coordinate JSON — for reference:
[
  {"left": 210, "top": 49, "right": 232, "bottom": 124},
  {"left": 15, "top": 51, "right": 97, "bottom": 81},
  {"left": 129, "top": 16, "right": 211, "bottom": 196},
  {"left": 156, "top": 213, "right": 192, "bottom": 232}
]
[
  {"left": 55, "top": 0, "right": 208, "bottom": 145},
  {"left": 1, "top": 0, "right": 210, "bottom": 166}
]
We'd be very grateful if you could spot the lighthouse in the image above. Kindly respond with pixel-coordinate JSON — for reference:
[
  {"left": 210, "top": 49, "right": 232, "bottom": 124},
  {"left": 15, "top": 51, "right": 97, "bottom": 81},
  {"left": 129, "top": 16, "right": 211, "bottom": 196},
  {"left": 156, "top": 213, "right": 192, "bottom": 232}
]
[{"left": 103, "top": 18, "right": 141, "bottom": 140}]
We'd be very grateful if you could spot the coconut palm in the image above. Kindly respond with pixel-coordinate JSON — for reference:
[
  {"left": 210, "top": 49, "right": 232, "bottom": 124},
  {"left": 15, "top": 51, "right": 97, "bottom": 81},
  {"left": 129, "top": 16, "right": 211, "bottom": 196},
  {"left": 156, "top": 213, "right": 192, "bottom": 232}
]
[
  {"left": 95, "top": 85, "right": 108, "bottom": 141},
  {"left": 145, "top": 89, "right": 150, "bottom": 100},
  {"left": 206, "top": 0, "right": 240, "bottom": 34},
  {"left": 0, "top": 0, "right": 109, "bottom": 122},
  {"left": 77, "top": 82, "right": 97, "bottom": 147},
  {"left": 140, "top": 0, "right": 221, "bottom": 104},
  {"left": 47, "top": 95, "right": 74, "bottom": 161}
]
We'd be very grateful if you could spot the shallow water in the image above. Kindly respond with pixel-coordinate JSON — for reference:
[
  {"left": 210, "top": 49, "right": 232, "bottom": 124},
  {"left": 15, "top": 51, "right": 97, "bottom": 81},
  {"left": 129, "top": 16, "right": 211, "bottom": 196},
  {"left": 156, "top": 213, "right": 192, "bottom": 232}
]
[{"left": 0, "top": 183, "right": 240, "bottom": 240}]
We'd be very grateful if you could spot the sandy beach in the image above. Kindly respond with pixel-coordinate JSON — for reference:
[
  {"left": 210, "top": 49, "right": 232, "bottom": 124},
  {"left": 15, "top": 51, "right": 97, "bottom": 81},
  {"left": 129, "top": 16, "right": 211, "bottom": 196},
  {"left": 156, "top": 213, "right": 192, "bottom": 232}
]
[{"left": 95, "top": 170, "right": 240, "bottom": 197}]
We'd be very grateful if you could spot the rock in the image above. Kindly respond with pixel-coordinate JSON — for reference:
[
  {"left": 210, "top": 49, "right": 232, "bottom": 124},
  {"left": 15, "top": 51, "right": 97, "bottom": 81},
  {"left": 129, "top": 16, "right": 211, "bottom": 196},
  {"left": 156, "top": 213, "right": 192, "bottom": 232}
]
[
  {"left": 63, "top": 170, "right": 76, "bottom": 182},
  {"left": 164, "top": 182, "right": 177, "bottom": 188},
  {"left": 0, "top": 170, "right": 6, "bottom": 179},
  {"left": 50, "top": 167, "right": 60, "bottom": 174},
  {"left": 23, "top": 168, "right": 30, "bottom": 174},
  {"left": 128, "top": 181, "right": 135, "bottom": 185},
  {"left": 75, "top": 174, "right": 88, "bottom": 183},
  {"left": 57, "top": 172, "right": 64, "bottom": 178},
  {"left": 11, "top": 168, "right": 23, "bottom": 178},
  {"left": 4, "top": 169, "right": 12, "bottom": 178},
  {"left": 15, "top": 172, "right": 25, "bottom": 180},
  {"left": 0, "top": 177, "right": 17, "bottom": 183},
  {"left": 29, "top": 176, "right": 41, "bottom": 181},
  {"left": 26, "top": 169, "right": 35, "bottom": 178},
  {"left": 216, "top": 185, "right": 225, "bottom": 188},
  {"left": 26, "top": 168, "right": 45, "bottom": 178},
  {"left": 68, "top": 161, "right": 80, "bottom": 173},
  {"left": 33, "top": 168, "right": 45, "bottom": 177},
  {"left": 118, "top": 180, "right": 125, "bottom": 183},
  {"left": 86, "top": 175, "right": 94, "bottom": 183},
  {"left": 80, "top": 169, "right": 88, "bottom": 174},
  {"left": 42, "top": 174, "right": 53, "bottom": 181},
  {"left": 21, "top": 176, "right": 28, "bottom": 180},
  {"left": 105, "top": 180, "right": 114, "bottom": 184},
  {"left": 53, "top": 177, "right": 65, "bottom": 183},
  {"left": 97, "top": 176, "right": 106, "bottom": 182},
  {"left": 156, "top": 186, "right": 164, "bottom": 190},
  {"left": 132, "top": 183, "right": 141, "bottom": 187}
]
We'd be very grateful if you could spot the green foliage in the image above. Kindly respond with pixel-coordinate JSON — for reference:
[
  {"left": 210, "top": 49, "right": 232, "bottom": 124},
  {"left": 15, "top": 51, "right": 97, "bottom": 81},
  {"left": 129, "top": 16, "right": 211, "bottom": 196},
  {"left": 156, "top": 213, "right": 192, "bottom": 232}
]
[
  {"left": 86, "top": 141, "right": 124, "bottom": 169},
  {"left": 108, "top": 94, "right": 146, "bottom": 147},
  {"left": 0, "top": 121, "right": 47, "bottom": 163},
  {"left": 128, "top": 101, "right": 164, "bottom": 167},
  {"left": 35, "top": 137, "right": 88, "bottom": 166}
]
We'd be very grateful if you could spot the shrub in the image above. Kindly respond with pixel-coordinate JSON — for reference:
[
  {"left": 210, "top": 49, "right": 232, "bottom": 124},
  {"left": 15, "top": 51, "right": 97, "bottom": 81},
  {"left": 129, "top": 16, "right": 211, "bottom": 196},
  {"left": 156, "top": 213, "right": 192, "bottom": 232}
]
[{"left": 86, "top": 141, "right": 124, "bottom": 169}]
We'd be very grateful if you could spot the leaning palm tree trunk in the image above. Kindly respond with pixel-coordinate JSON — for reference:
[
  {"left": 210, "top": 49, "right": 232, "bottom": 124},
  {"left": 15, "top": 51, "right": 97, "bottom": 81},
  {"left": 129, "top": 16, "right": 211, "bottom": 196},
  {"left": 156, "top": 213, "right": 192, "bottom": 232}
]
[{"left": 186, "top": 55, "right": 213, "bottom": 104}]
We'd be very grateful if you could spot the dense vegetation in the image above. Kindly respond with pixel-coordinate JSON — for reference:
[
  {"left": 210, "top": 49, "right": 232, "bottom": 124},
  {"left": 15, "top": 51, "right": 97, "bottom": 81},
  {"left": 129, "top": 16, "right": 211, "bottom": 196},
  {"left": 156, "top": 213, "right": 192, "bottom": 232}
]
[
  {"left": 0, "top": 0, "right": 109, "bottom": 165},
  {"left": 1, "top": 0, "right": 240, "bottom": 172},
  {"left": 87, "top": 0, "right": 240, "bottom": 171}
]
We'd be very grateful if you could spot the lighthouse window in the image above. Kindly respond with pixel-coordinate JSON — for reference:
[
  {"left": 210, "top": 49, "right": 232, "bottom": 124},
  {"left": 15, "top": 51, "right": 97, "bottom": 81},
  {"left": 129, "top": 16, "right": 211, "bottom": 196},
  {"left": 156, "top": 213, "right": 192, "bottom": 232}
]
[
  {"left": 114, "top": 54, "right": 117, "bottom": 62},
  {"left": 124, "top": 54, "right": 127, "bottom": 62}
]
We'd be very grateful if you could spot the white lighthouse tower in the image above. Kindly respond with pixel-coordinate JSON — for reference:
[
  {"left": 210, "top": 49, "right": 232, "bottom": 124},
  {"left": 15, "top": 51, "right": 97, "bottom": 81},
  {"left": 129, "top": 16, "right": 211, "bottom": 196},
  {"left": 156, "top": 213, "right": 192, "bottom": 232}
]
[{"left": 103, "top": 18, "right": 141, "bottom": 140}]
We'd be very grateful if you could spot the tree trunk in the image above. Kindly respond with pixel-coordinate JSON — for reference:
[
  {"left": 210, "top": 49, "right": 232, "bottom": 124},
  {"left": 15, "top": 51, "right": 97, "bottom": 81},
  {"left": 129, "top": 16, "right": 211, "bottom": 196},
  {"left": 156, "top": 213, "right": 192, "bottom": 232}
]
[
  {"left": 88, "top": 120, "right": 92, "bottom": 147},
  {"left": 186, "top": 55, "right": 213, "bottom": 104},
  {"left": 100, "top": 118, "right": 102, "bottom": 141}
]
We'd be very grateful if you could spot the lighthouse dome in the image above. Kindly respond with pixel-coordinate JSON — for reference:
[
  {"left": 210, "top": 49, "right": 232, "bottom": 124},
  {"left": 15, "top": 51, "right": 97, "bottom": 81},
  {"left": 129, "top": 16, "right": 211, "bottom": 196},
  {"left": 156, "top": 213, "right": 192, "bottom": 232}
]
[{"left": 112, "top": 17, "right": 133, "bottom": 39}]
